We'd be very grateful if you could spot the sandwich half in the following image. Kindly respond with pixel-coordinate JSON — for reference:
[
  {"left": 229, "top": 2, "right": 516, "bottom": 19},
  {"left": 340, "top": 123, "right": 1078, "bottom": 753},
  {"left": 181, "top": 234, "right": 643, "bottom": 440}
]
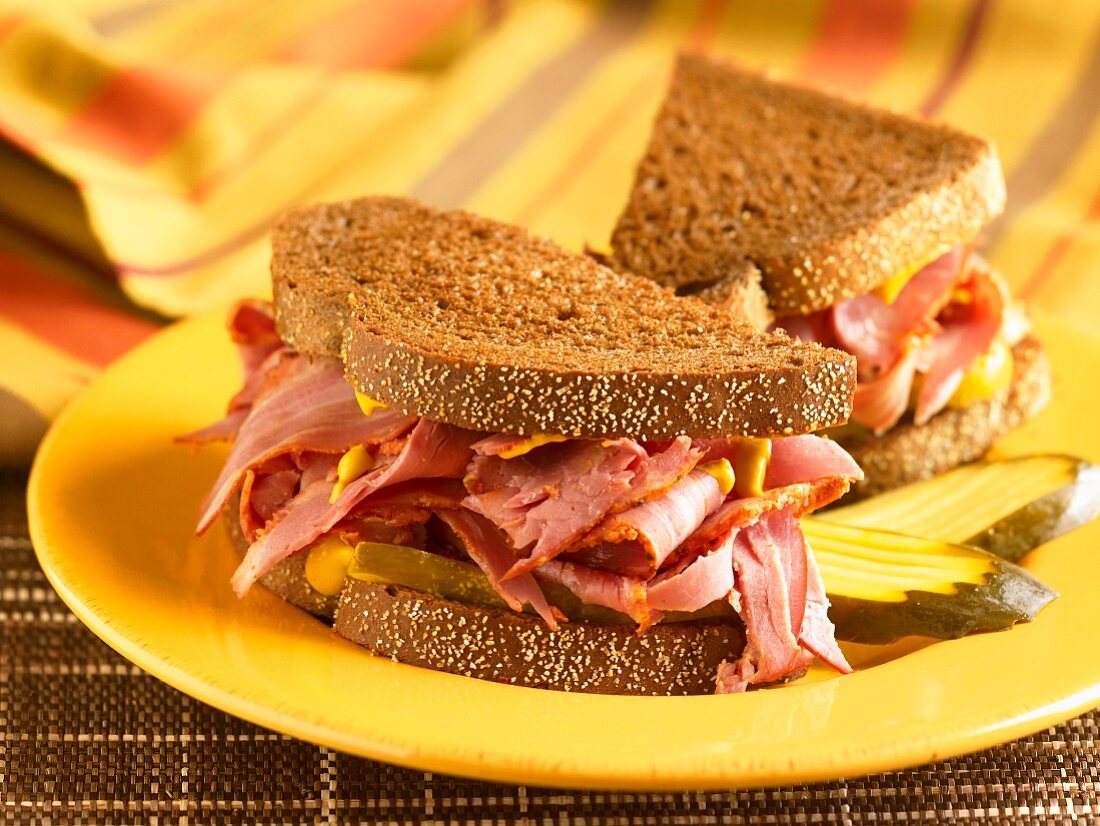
[
  {"left": 185, "top": 196, "right": 865, "bottom": 695},
  {"left": 612, "top": 52, "right": 1051, "bottom": 497}
]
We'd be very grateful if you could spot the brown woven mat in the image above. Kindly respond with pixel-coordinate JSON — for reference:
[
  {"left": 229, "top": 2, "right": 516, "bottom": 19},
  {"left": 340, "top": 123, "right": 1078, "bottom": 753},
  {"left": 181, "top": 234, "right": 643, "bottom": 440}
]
[{"left": 4, "top": 468, "right": 1098, "bottom": 825}]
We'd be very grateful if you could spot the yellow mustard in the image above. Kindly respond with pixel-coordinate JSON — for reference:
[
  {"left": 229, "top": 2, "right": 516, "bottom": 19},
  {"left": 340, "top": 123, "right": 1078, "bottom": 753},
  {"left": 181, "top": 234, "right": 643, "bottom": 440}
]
[
  {"left": 330, "top": 445, "right": 374, "bottom": 503},
  {"left": 304, "top": 536, "right": 354, "bottom": 596},
  {"left": 733, "top": 438, "right": 772, "bottom": 499},
  {"left": 698, "top": 459, "right": 735, "bottom": 496},
  {"left": 497, "top": 433, "right": 570, "bottom": 459},
  {"left": 354, "top": 391, "right": 387, "bottom": 416},
  {"left": 947, "top": 339, "right": 1014, "bottom": 409},
  {"left": 873, "top": 251, "right": 944, "bottom": 304}
]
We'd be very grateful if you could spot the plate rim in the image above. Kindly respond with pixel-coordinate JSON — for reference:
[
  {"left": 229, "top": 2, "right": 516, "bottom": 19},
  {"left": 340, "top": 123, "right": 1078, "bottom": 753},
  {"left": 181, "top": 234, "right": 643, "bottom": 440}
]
[{"left": 26, "top": 310, "right": 1100, "bottom": 790}]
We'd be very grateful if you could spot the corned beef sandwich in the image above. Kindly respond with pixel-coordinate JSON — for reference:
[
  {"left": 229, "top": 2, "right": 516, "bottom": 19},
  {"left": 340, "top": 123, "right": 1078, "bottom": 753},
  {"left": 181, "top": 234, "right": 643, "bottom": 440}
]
[
  {"left": 611, "top": 52, "right": 1051, "bottom": 498},
  {"left": 184, "top": 196, "right": 865, "bottom": 696}
]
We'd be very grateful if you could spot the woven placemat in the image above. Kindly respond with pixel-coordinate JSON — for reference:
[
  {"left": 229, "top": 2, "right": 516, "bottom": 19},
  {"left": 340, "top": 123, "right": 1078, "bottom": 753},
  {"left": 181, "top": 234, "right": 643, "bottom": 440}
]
[{"left": 4, "top": 468, "right": 1097, "bottom": 825}]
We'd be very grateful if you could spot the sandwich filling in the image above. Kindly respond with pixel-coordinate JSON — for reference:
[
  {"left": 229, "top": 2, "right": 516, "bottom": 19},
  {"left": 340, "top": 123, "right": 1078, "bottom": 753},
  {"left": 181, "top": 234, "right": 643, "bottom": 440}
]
[
  {"left": 186, "top": 301, "right": 863, "bottom": 694},
  {"left": 774, "top": 246, "right": 1028, "bottom": 434}
]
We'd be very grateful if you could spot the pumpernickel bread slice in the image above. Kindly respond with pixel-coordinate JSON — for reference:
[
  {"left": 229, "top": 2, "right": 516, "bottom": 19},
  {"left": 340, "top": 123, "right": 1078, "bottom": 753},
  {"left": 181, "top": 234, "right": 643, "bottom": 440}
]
[
  {"left": 222, "top": 500, "right": 747, "bottom": 695},
  {"left": 272, "top": 196, "right": 855, "bottom": 440},
  {"left": 334, "top": 581, "right": 745, "bottom": 695},
  {"left": 834, "top": 336, "right": 1051, "bottom": 499},
  {"left": 611, "top": 52, "right": 1005, "bottom": 317}
]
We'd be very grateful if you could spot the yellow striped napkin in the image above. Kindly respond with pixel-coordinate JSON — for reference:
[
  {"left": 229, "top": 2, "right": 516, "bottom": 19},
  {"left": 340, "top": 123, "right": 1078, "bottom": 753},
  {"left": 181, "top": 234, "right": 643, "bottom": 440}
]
[{"left": 2, "top": 0, "right": 1099, "bottom": 462}]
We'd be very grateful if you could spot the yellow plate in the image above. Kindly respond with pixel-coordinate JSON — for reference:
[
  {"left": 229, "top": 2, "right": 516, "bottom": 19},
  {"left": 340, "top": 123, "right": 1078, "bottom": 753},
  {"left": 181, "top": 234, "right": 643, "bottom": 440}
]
[{"left": 28, "top": 312, "right": 1100, "bottom": 790}]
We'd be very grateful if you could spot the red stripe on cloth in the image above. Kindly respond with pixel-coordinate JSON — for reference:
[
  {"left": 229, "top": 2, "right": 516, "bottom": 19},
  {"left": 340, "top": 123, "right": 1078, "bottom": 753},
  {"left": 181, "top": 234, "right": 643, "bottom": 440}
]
[
  {"left": 61, "top": 66, "right": 224, "bottom": 164},
  {"left": 1020, "top": 188, "right": 1100, "bottom": 300},
  {"left": 275, "top": 0, "right": 479, "bottom": 70},
  {"left": 920, "top": 0, "right": 991, "bottom": 115},
  {"left": 0, "top": 250, "right": 157, "bottom": 366},
  {"left": 800, "top": 0, "right": 917, "bottom": 92}
]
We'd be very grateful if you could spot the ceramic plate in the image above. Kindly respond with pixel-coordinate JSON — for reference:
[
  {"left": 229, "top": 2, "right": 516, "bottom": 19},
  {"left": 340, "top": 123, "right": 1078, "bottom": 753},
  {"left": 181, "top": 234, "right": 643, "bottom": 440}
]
[{"left": 28, "top": 312, "right": 1100, "bottom": 790}]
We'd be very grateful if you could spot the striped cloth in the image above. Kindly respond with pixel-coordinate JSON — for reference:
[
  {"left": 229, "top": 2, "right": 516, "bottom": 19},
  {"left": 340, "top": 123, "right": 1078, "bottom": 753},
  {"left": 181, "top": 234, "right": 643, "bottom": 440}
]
[{"left": 2, "top": 0, "right": 1099, "bottom": 463}]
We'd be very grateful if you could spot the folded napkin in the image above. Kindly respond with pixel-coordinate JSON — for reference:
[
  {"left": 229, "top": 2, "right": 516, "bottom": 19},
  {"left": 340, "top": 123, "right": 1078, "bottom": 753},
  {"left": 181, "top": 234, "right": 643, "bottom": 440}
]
[{"left": 2, "top": 0, "right": 1098, "bottom": 462}]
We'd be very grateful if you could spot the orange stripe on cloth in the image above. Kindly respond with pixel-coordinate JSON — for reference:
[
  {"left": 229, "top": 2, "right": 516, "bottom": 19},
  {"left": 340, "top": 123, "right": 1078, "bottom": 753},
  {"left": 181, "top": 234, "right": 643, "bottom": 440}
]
[
  {"left": 276, "top": 0, "right": 479, "bottom": 69},
  {"left": 0, "top": 250, "right": 157, "bottom": 367},
  {"left": 799, "top": 0, "right": 917, "bottom": 92},
  {"left": 60, "top": 65, "right": 224, "bottom": 164},
  {"left": 1019, "top": 187, "right": 1100, "bottom": 300}
]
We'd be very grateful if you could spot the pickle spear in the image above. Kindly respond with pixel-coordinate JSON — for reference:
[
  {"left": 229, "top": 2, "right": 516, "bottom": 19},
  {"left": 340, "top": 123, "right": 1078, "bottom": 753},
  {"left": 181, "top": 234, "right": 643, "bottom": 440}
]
[
  {"left": 817, "top": 454, "right": 1100, "bottom": 561},
  {"left": 804, "top": 520, "right": 1057, "bottom": 643},
  {"left": 345, "top": 541, "right": 735, "bottom": 626}
]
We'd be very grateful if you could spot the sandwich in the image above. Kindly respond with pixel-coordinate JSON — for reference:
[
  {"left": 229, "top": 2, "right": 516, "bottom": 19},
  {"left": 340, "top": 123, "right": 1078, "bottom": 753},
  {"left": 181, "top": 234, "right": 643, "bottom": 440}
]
[
  {"left": 611, "top": 52, "right": 1052, "bottom": 498},
  {"left": 184, "top": 196, "right": 866, "bottom": 696}
]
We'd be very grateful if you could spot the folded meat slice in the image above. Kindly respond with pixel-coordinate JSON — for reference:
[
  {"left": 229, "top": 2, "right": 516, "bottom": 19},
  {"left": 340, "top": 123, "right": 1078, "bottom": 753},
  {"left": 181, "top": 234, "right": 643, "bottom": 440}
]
[
  {"left": 646, "top": 527, "right": 735, "bottom": 613},
  {"left": 914, "top": 264, "right": 1005, "bottom": 424},
  {"left": 180, "top": 407, "right": 252, "bottom": 445},
  {"left": 765, "top": 434, "right": 864, "bottom": 487},
  {"left": 226, "top": 300, "right": 285, "bottom": 409},
  {"left": 239, "top": 460, "right": 300, "bottom": 541},
  {"left": 229, "top": 419, "right": 479, "bottom": 596},
  {"left": 727, "top": 510, "right": 807, "bottom": 685},
  {"left": 196, "top": 355, "right": 417, "bottom": 533},
  {"left": 465, "top": 437, "right": 701, "bottom": 579},
  {"left": 685, "top": 476, "right": 853, "bottom": 556},
  {"left": 716, "top": 508, "right": 852, "bottom": 694},
  {"left": 832, "top": 246, "right": 966, "bottom": 377},
  {"left": 231, "top": 477, "right": 336, "bottom": 596},
  {"left": 534, "top": 560, "right": 653, "bottom": 628},
  {"left": 565, "top": 469, "right": 724, "bottom": 577},
  {"left": 436, "top": 509, "right": 557, "bottom": 629},
  {"left": 798, "top": 538, "right": 851, "bottom": 674},
  {"left": 178, "top": 301, "right": 286, "bottom": 444},
  {"left": 850, "top": 345, "right": 921, "bottom": 434}
]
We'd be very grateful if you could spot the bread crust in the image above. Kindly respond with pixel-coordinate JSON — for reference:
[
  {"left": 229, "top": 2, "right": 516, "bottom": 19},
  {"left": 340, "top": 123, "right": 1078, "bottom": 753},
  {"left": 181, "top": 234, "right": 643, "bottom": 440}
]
[
  {"left": 271, "top": 196, "right": 855, "bottom": 440},
  {"left": 334, "top": 581, "right": 745, "bottom": 695},
  {"left": 611, "top": 52, "right": 1006, "bottom": 317},
  {"left": 834, "top": 336, "right": 1051, "bottom": 499}
]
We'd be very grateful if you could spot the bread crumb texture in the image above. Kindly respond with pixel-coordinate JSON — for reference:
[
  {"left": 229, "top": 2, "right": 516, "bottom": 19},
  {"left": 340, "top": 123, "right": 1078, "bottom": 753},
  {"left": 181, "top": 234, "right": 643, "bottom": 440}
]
[
  {"left": 334, "top": 581, "right": 744, "bottom": 695},
  {"left": 272, "top": 196, "right": 855, "bottom": 439},
  {"left": 612, "top": 52, "right": 1006, "bottom": 315}
]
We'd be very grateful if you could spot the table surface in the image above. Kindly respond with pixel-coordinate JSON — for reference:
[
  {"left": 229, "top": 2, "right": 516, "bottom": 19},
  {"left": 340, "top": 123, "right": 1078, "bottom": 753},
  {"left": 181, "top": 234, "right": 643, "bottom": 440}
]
[{"left": 5, "top": 468, "right": 1099, "bottom": 825}]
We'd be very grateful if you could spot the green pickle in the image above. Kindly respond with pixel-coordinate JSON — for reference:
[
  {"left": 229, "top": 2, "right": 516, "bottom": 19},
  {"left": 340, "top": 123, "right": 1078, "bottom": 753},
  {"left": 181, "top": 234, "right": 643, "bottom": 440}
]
[
  {"left": 346, "top": 541, "right": 736, "bottom": 626},
  {"left": 347, "top": 541, "right": 510, "bottom": 609}
]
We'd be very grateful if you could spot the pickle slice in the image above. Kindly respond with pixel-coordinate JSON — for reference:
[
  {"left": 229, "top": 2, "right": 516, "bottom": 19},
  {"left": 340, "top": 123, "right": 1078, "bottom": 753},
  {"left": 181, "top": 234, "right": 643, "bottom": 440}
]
[
  {"left": 803, "top": 520, "right": 1056, "bottom": 643},
  {"left": 818, "top": 455, "right": 1100, "bottom": 561},
  {"left": 345, "top": 541, "right": 736, "bottom": 626},
  {"left": 347, "top": 541, "right": 510, "bottom": 610}
]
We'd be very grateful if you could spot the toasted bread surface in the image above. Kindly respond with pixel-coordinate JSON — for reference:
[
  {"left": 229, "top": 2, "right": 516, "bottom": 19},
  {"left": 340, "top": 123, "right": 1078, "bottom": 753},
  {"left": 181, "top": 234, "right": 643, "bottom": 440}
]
[
  {"left": 334, "top": 580, "right": 745, "bottom": 695},
  {"left": 612, "top": 52, "right": 1006, "bottom": 317},
  {"left": 272, "top": 196, "right": 855, "bottom": 439},
  {"left": 834, "top": 336, "right": 1051, "bottom": 499}
]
